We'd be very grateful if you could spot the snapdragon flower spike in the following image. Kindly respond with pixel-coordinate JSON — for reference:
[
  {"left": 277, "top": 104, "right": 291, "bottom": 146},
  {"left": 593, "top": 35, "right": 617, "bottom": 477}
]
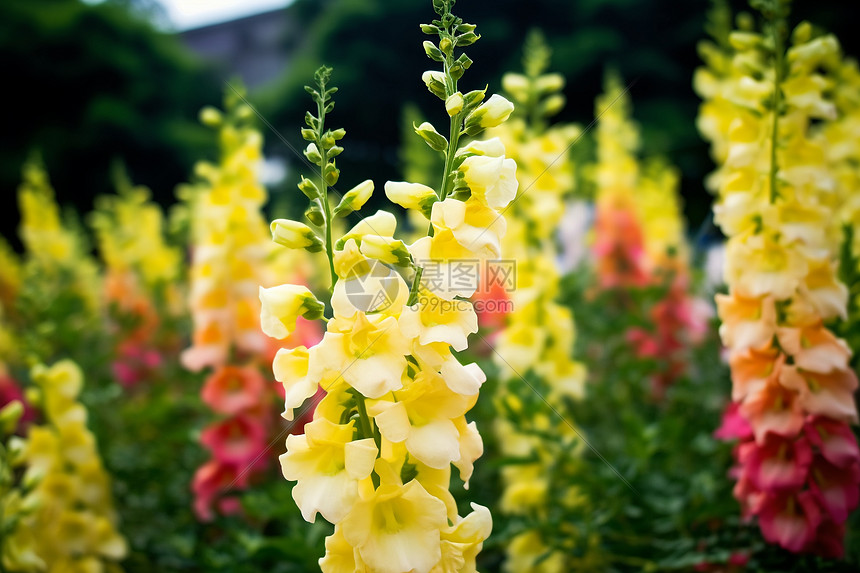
[
  {"left": 263, "top": 3, "right": 515, "bottom": 569},
  {"left": 699, "top": 4, "right": 860, "bottom": 557},
  {"left": 8, "top": 360, "right": 128, "bottom": 569},
  {"left": 481, "top": 33, "right": 590, "bottom": 569},
  {"left": 92, "top": 173, "right": 181, "bottom": 389},
  {"left": 182, "top": 87, "right": 303, "bottom": 520},
  {"left": 591, "top": 72, "right": 708, "bottom": 398}
]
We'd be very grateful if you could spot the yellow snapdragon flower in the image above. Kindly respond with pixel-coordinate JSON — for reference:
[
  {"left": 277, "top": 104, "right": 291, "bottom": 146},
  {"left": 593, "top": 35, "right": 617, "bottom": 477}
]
[{"left": 4, "top": 360, "right": 127, "bottom": 571}]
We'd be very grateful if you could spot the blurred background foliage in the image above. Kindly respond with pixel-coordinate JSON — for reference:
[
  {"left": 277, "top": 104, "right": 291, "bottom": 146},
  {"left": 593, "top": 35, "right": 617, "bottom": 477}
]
[
  {"left": 3, "top": 0, "right": 858, "bottom": 247},
  {"left": 0, "top": 0, "right": 218, "bottom": 246}
]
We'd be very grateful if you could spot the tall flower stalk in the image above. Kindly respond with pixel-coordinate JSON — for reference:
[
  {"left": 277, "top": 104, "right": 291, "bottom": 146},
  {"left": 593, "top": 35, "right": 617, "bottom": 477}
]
[
  {"left": 1, "top": 360, "right": 127, "bottom": 571},
  {"left": 90, "top": 168, "right": 182, "bottom": 388},
  {"left": 181, "top": 87, "right": 296, "bottom": 520},
  {"left": 260, "top": 1, "right": 517, "bottom": 570},
  {"left": 698, "top": 0, "right": 860, "bottom": 556},
  {"left": 482, "top": 32, "right": 590, "bottom": 571},
  {"left": 591, "top": 73, "right": 707, "bottom": 397}
]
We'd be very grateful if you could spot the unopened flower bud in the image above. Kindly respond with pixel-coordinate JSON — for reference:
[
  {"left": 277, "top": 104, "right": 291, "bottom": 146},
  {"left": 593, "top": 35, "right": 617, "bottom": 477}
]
[
  {"left": 414, "top": 122, "right": 448, "bottom": 152},
  {"left": 305, "top": 202, "right": 325, "bottom": 226},
  {"left": 297, "top": 176, "right": 320, "bottom": 199},
  {"left": 540, "top": 93, "right": 566, "bottom": 117},
  {"left": 463, "top": 94, "right": 514, "bottom": 135},
  {"left": 360, "top": 235, "right": 411, "bottom": 267},
  {"left": 199, "top": 106, "right": 222, "bottom": 126},
  {"left": 0, "top": 401, "right": 23, "bottom": 435},
  {"left": 260, "top": 285, "right": 325, "bottom": 340},
  {"left": 385, "top": 181, "right": 438, "bottom": 217},
  {"left": 324, "top": 162, "right": 340, "bottom": 186},
  {"left": 423, "top": 41, "right": 444, "bottom": 62},
  {"left": 446, "top": 92, "right": 464, "bottom": 116},
  {"left": 304, "top": 143, "right": 322, "bottom": 164},
  {"left": 456, "top": 32, "right": 479, "bottom": 46},
  {"left": 334, "top": 179, "right": 374, "bottom": 217},
  {"left": 501, "top": 73, "right": 529, "bottom": 101},
  {"left": 536, "top": 73, "right": 565, "bottom": 94},
  {"left": 422, "top": 70, "right": 448, "bottom": 100},
  {"left": 271, "top": 219, "right": 324, "bottom": 252},
  {"left": 439, "top": 37, "right": 453, "bottom": 56}
]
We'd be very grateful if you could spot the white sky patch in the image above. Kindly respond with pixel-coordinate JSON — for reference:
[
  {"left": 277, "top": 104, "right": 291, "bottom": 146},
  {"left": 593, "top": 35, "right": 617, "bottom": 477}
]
[{"left": 158, "top": 0, "right": 291, "bottom": 30}]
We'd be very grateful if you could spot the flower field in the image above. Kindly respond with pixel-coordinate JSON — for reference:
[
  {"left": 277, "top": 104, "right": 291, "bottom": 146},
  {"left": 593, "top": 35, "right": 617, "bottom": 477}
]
[{"left": 1, "top": 0, "right": 859, "bottom": 571}]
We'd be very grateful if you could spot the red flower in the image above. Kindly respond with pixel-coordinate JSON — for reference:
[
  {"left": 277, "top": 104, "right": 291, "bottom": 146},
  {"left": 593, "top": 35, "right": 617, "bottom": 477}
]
[
  {"left": 804, "top": 416, "right": 860, "bottom": 468},
  {"left": 757, "top": 489, "right": 821, "bottom": 553},
  {"left": 192, "top": 460, "right": 247, "bottom": 522},
  {"left": 200, "top": 415, "right": 268, "bottom": 465},
  {"left": 807, "top": 456, "right": 860, "bottom": 523},
  {"left": 201, "top": 365, "right": 266, "bottom": 416},
  {"left": 740, "top": 435, "right": 812, "bottom": 492},
  {"left": 715, "top": 401, "right": 753, "bottom": 441}
]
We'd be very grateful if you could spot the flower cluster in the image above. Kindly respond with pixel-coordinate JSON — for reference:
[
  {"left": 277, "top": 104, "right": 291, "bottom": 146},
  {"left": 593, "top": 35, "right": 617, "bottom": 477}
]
[
  {"left": 482, "top": 33, "right": 589, "bottom": 571},
  {"left": 12, "top": 158, "right": 102, "bottom": 360},
  {"left": 592, "top": 74, "right": 707, "bottom": 397},
  {"left": 591, "top": 73, "right": 650, "bottom": 290},
  {"left": 182, "top": 89, "right": 289, "bottom": 520},
  {"left": 260, "top": 3, "right": 516, "bottom": 569},
  {"left": 180, "top": 90, "right": 275, "bottom": 372},
  {"left": 489, "top": 33, "right": 585, "bottom": 399},
  {"left": 91, "top": 170, "right": 181, "bottom": 387},
  {"left": 2, "top": 360, "right": 127, "bottom": 571},
  {"left": 699, "top": 6, "right": 860, "bottom": 556},
  {"left": 821, "top": 52, "right": 860, "bottom": 312}
]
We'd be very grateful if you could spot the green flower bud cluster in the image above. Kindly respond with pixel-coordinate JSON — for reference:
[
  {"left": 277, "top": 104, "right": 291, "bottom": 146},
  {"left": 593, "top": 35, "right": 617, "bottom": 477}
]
[
  {"left": 415, "top": 0, "right": 515, "bottom": 204},
  {"left": 500, "top": 30, "right": 567, "bottom": 130},
  {"left": 271, "top": 66, "right": 379, "bottom": 290}
]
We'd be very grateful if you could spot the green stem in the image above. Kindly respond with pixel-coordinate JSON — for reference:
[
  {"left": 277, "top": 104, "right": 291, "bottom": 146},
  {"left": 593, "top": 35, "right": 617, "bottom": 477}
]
[
  {"left": 409, "top": 21, "right": 464, "bottom": 302},
  {"left": 353, "top": 393, "right": 380, "bottom": 489},
  {"left": 439, "top": 114, "right": 461, "bottom": 202},
  {"left": 438, "top": 29, "right": 462, "bottom": 203},
  {"left": 316, "top": 83, "right": 338, "bottom": 292},
  {"left": 407, "top": 265, "right": 424, "bottom": 306},
  {"left": 768, "top": 16, "right": 784, "bottom": 204}
]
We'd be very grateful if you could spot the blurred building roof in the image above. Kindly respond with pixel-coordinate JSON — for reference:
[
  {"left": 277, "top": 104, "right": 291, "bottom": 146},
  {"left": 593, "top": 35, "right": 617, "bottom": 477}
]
[{"left": 180, "top": 8, "right": 299, "bottom": 88}]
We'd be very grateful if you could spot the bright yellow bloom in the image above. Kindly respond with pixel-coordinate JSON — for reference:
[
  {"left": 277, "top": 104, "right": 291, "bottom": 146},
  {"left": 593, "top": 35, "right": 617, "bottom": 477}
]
[
  {"left": 280, "top": 418, "right": 377, "bottom": 523},
  {"left": 485, "top": 39, "right": 594, "bottom": 571},
  {"left": 340, "top": 471, "right": 448, "bottom": 573},
  {"left": 384, "top": 181, "right": 437, "bottom": 213},
  {"left": 181, "top": 96, "right": 281, "bottom": 371},
  {"left": 259, "top": 284, "right": 324, "bottom": 340},
  {"left": 268, "top": 22, "right": 511, "bottom": 568},
  {"left": 4, "top": 360, "right": 127, "bottom": 570}
]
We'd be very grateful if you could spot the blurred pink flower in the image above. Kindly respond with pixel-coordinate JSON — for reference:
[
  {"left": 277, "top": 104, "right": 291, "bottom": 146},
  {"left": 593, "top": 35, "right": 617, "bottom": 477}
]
[
  {"left": 714, "top": 402, "right": 753, "bottom": 441},
  {"left": 758, "top": 489, "right": 821, "bottom": 553},
  {"left": 201, "top": 365, "right": 266, "bottom": 416},
  {"left": 807, "top": 456, "right": 860, "bottom": 523},
  {"left": 740, "top": 435, "right": 812, "bottom": 492},
  {"left": 804, "top": 416, "right": 860, "bottom": 468},
  {"left": 192, "top": 460, "right": 247, "bottom": 522},
  {"left": 112, "top": 341, "right": 162, "bottom": 388},
  {"left": 200, "top": 415, "right": 268, "bottom": 466}
]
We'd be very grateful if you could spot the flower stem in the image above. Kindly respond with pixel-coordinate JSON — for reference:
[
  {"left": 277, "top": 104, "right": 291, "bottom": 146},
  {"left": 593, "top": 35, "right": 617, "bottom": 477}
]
[
  {"left": 407, "top": 265, "right": 424, "bottom": 306},
  {"left": 353, "top": 393, "right": 381, "bottom": 489},
  {"left": 768, "top": 10, "right": 785, "bottom": 204},
  {"left": 312, "top": 72, "right": 339, "bottom": 292}
]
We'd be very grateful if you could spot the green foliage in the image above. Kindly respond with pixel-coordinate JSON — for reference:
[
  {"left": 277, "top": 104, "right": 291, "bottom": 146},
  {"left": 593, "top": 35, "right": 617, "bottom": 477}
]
[{"left": 0, "top": 0, "right": 218, "bottom": 248}]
